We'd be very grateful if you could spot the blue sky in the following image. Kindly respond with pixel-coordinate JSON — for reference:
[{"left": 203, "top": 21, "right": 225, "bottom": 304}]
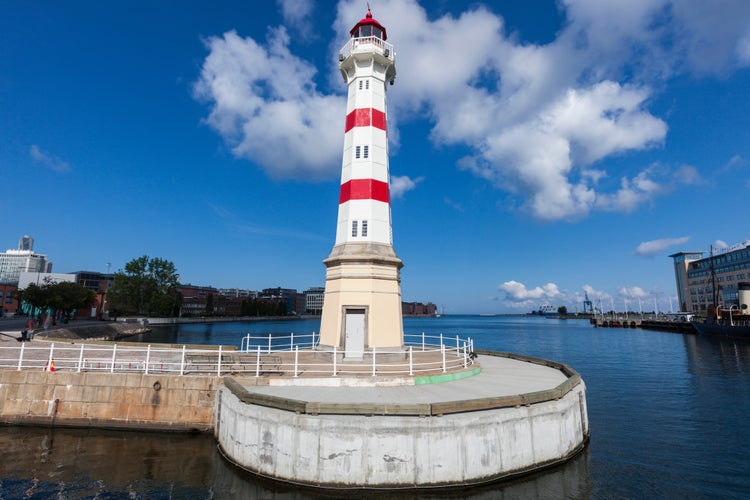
[{"left": 2, "top": 0, "right": 749, "bottom": 314}]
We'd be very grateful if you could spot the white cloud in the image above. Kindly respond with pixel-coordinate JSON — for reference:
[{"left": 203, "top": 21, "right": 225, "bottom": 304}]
[
  {"left": 390, "top": 175, "right": 422, "bottom": 199},
  {"left": 582, "top": 284, "right": 610, "bottom": 301},
  {"left": 29, "top": 145, "right": 71, "bottom": 172},
  {"left": 194, "top": 28, "right": 344, "bottom": 180},
  {"left": 498, "top": 280, "right": 563, "bottom": 309},
  {"left": 195, "top": 0, "right": 750, "bottom": 220},
  {"left": 277, "top": 0, "right": 314, "bottom": 29},
  {"left": 724, "top": 154, "right": 748, "bottom": 171},
  {"left": 617, "top": 286, "right": 649, "bottom": 299},
  {"left": 595, "top": 169, "right": 663, "bottom": 213},
  {"left": 335, "top": 1, "right": 671, "bottom": 221},
  {"left": 635, "top": 236, "right": 689, "bottom": 257},
  {"left": 673, "top": 165, "right": 703, "bottom": 185}
]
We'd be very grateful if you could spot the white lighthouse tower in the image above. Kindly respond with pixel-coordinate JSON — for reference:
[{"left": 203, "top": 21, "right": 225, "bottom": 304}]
[{"left": 319, "top": 8, "right": 404, "bottom": 357}]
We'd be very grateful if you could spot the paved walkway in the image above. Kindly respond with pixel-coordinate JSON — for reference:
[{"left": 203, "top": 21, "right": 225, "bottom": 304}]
[{"left": 238, "top": 354, "right": 569, "bottom": 404}]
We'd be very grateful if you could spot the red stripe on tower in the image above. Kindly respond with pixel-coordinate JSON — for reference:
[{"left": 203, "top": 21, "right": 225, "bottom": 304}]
[
  {"left": 344, "top": 108, "right": 387, "bottom": 132},
  {"left": 339, "top": 179, "right": 390, "bottom": 204}
]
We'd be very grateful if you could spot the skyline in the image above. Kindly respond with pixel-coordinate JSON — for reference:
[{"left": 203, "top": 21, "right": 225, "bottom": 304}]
[{"left": 2, "top": 0, "right": 749, "bottom": 314}]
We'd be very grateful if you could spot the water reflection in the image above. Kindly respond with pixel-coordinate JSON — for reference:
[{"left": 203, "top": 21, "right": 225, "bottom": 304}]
[{"left": 0, "top": 426, "right": 594, "bottom": 499}]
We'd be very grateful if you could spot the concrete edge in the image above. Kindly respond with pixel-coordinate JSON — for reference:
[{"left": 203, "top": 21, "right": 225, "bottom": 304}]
[
  {"left": 0, "top": 415, "right": 213, "bottom": 433},
  {"left": 222, "top": 350, "right": 583, "bottom": 417}
]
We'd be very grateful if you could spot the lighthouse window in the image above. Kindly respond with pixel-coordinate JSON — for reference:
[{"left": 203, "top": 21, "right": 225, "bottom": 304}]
[
  {"left": 362, "top": 220, "right": 368, "bottom": 237},
  {"left": 363, "top": 145, "right": 369, "bottom": 158},
  {"left": 365, "top": 79, "right": 370, "bottom": 90},
  {"left": 352, "top": 221, "right": 358, "bottom": 237},
  {"left": 355, "top": 146, "right": 361, "bottom": 159},
  {"left": 359, "top": 80, "right": 363, "bottom": 90}
]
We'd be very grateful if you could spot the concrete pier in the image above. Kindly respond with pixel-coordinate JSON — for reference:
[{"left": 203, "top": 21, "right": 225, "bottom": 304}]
[
  {"left": 0, "top": 332, "right": 589, "bottom": 490},
  {"left": 216, "top": 351, "right": 589, "bottom": 489}
]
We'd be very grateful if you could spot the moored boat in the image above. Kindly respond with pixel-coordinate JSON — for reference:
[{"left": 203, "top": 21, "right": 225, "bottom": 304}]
[
  {"left": 691, "top": 320, "right": 750, "bottom": 338},
  {"left": 692, "top": 305, "right": 750, "bottom": 338}
]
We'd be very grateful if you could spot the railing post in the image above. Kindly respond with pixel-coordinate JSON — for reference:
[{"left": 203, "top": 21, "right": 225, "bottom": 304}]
[
  {"left": 255, "top": 345, "right": 260, "bottom": 377},
  {"left": 294, "top": 346, "right": 299, "bottom": 377},
  {"left": 267, "top": 334, "right": 272, "bottom": 354},
  {"left": 180, "top": 345, "right": 186, "bottom": 376},
  {"left": 217, "top": 345, "right": 222, "bottom": 377},
  {"left": 48, "top": 343, "right": 55, "bottom": 372},
  {"left": 145, "top": 345, "right": 151, "bottom": 374},
  {"left": 17, "top": 342, "right": 24, "bottom": 371},
  {"left": 441, "top": 344, "right": 446, "bottom": 373},
  {"left": 77, "top": 344, "right": 84, "bottom": 372},
  {"left": 333, "top": 346, "right": 337, "bottom": 376},
  {"left": 409, "top": 346, "right": 413, "bottom": 376},
  {"left": 456, "top": 335, "right": 460, "bottom": 356},
  {"left": 313, "top": 331, "right": 317, "bottom": 349},
  {"left": 440, "top": 333, "right": 443, "bottom": 351},
  {"left": 110, "top": 344, "right": 117, "bottom": 373},
  {"left": 421, "top": 332, "right": 425, "bottom": 351},
  {"left": 463, "top": 341, "right": 468, "bottom": 368},
  {"left": 372, "top": 347, "right": 376, "bottom": 376},
  {"left": 291, "top": 332, "right": 294, "bottom": 351}
]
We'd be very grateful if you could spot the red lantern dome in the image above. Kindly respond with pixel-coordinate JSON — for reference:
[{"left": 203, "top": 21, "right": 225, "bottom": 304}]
[{"left": 349, "top": 7, "right": 387, "bottom": 41}]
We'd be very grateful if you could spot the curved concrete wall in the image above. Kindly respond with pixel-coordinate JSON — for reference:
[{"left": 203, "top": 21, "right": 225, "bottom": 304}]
[{"left": 215, "top": 364, "right": 588, "bottom": 488}]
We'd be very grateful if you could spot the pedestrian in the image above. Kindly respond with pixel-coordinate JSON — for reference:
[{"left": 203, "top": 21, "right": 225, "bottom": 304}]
[{"left": 43, "top": 314, "right": 51, "bottom": 331}]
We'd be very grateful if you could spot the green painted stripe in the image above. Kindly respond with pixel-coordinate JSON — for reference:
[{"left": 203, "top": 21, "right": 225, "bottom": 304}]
[{"left": 414, "top": 367, "right": 481, "bottom": 385}]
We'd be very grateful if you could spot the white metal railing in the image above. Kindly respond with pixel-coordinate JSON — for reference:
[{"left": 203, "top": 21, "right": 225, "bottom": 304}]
[
  {"left": 0, "top": 333, "right": 474, "bottom": 378},
  {"left": 240, "top": 331, "right": 319, "bottom": 352},
  {"left": 339, "top": 37, "right": 394, "bottom": 62}
]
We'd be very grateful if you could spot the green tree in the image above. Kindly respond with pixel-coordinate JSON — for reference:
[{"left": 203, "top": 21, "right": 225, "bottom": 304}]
[
  {"left": 17, "top": 283, "right": 54, "bottom": 314},
  {"left": 108, "top": 256, "right": 180, "bottom": 316},
  {"left": 17, "top": 281, "right": 96, "bottom": 319},
  {"left": 557, "top": 305, "right": 568, "bottom": 316},
  {"left": 49, "top": 281, "right": 97, "bottom": 319}
]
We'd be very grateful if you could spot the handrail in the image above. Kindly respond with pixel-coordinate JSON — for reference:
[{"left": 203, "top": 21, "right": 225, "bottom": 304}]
[
  {"left": 339, "top": 37, "right": 394, "bottom": 61},
  {"left": 0, "top": 333, "right": 474, "bottom": 378},
  {"left": 240, "top": 332, "right": 473, "bottom": 355}
]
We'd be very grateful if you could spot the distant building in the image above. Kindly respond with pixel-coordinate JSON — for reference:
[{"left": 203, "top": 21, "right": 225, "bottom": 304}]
[
  {"left": 1, "top": 283, "right": 18, "bottom": 316},
  {"left": 218, "top": 288, "right": 257, "bottom": 300},
  {"left": 70, "top": 271, "right": 114, "bottom": 319},
  {"left": 0, "top": 235, "right": 52, "bottom": 284},
  {"left": 670, "top": 239, "right": 750, "bottom": 312},
  {"left": 402, "top": 301, "right": 437, "bottom": 316},
  {"left": 260, "top": 287, "right": 300, "bottom": 315},
  {"left": 179, "top": 284, "right": 219, "bottom": 316},
  {"left": 304, "top": 287, "right": 325, "bottom": 315},
  {"left": 18, "top": 272, "right": 75, "bottom": 289}
]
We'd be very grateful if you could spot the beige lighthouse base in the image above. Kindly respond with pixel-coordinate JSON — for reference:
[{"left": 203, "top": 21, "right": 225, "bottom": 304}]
[{"left": 319, "top": 243, "right": 404, "bottom": 352}]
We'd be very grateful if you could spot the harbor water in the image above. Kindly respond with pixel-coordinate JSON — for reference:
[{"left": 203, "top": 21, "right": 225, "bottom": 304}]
[{"left": 1, "top": 316, "right": 749, "bottom": 499}]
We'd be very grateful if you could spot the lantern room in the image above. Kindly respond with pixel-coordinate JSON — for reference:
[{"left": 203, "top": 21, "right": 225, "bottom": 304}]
[{"left": 349, "top": 8, "right": 388, "bottom": 41}]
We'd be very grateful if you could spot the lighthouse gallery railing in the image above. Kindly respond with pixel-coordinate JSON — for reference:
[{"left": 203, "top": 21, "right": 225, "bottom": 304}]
[{"left": 339, "top": 36, "right": 394, "bottom": 61}]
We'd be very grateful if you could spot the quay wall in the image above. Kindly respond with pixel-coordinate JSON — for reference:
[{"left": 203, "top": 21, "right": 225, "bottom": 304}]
[
  {"left": 216, "top": 365, "right": 589, "bottom": 488},
  {"left": 0, "top": 370, "right": 218, "bottom": 431}
]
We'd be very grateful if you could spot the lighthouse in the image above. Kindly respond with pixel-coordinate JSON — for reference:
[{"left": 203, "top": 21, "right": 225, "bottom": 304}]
[{"left": 318, "top": 8, "right": 404, "bottom": 357}]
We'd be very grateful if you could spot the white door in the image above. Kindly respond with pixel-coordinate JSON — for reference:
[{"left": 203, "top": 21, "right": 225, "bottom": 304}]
[{"left": 344, "top": 309, "right": 365, "bottom": 359}]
